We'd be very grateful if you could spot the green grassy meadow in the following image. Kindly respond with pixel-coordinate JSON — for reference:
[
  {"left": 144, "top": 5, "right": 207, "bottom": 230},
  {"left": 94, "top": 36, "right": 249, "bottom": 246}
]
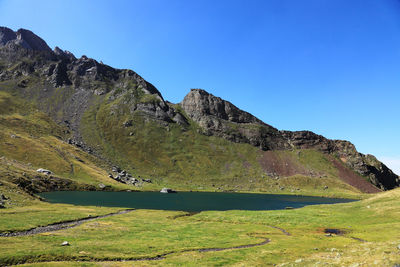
[{"left": 0, "top": 188, "right": 399, "bottom": 266}]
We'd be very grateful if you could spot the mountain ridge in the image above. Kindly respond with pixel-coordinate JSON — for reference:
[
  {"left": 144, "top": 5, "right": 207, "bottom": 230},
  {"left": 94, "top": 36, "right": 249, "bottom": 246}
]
[{"left": 0, "top": 26, "right": 398, "bottom": 193}]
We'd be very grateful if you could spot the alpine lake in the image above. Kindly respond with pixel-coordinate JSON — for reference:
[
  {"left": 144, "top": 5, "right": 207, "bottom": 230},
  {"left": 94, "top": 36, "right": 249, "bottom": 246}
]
[{"left": 39, "top": 191, "right": 356, "bottom": 211}]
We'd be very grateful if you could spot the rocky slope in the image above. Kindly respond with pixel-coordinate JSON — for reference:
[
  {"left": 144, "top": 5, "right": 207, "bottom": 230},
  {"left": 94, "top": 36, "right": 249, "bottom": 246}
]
[
  {"left": 180, "top": 89, "right": 399, "bottom": 190},
  {"left": 0, "top": 26, "right": 398, "bottom": 194}
]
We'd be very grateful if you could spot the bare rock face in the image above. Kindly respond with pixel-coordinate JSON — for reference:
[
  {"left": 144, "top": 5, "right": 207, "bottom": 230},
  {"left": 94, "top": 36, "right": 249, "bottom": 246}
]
[
  {"left": 0, "top": 27, "right": 51, "bottom": 52},
  {"left": 333, "top": 142, "right": 400, "bottom": 190},
  {"left": 282, "top": 131, "right": 335, "bottom": 152},
  {"left": 180, "top": 89, "right": 289, "bottom": 150},
  {"left": 15, "top": 29, "right": 52, "bottom": 52},
  {"left": 53, "top": 46, "right": 76, "bottom": 61},
  {"left": 0, "top": 27, "right": 17, "bottom": 45},
  {"left": 180, "top": 89, "right": 263, "bottom": 124}
]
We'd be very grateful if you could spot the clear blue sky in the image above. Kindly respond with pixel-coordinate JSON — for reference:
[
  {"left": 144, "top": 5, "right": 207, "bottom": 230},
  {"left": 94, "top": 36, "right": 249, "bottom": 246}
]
[{"left": 1, "top": 0, "right": 399, "bottom": 173}]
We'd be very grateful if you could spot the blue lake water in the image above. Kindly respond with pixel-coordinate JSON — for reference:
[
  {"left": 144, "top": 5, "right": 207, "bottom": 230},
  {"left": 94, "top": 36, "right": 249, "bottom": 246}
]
[{"left": 39, "top": 191, "right": 356, "bottom": 212}]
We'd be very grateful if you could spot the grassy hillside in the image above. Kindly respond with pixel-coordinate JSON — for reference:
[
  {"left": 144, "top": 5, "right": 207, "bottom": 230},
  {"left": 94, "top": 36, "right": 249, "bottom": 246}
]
[
  {"left": 0, "top": 83, "right": 374, "bottom": 197},
  {"left": 77, "top": 89, "right": 368, "bottom": 197},
  {"left": 0, "top": 90, "right": 145, "bottom": 193}
]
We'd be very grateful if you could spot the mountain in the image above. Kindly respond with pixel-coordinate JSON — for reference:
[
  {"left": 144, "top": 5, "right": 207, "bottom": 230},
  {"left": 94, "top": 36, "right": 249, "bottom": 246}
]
[{"left": 0, "top": 26, "right": 398, "bottom": 197}]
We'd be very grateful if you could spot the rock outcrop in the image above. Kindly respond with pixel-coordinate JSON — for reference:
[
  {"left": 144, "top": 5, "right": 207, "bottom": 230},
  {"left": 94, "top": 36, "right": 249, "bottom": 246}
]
[
  {"left": 180, "top": 89, "right": 289, "bottom": 150},
  {"left": 0, "top": 27, "right": 52, "bottom": 54},
  {"left": 0, "top": 27, "right": 16, "bottom": 45},
  {"left": 109, "top": 167, "right": 152, "bottom": 186}
]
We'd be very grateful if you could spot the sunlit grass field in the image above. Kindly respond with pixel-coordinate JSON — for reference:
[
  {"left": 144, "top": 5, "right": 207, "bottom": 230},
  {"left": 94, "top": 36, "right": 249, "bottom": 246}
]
[{"left": 0, "top": 188, "right": 399, "bottom": 266}]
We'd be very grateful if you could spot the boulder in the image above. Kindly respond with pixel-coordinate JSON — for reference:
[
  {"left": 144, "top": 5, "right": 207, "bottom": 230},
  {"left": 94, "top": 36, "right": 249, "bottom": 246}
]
[
  {"left": 112, "top": 166, "right": 121, "bottom": 173},
  {"left": 61, "top": 241, "right": 70, "bottom": 246},
  {"left": 123, "top": 120, "right": 133, "bottom": 127},
  {"left": 126, "top": 178, "right": 138, "bottom": 185},
  {"left": 36, "top": 168, "right": 52, "bottom": 175},
  {"left": 98, "top": 183, "right": 106, "bottom": 189},
  {"left": 160, "top": 188, "right": 176, "bottom": 193}
]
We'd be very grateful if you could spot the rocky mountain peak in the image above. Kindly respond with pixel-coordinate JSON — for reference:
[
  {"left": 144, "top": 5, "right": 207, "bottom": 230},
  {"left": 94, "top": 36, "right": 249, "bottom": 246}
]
[
  {"left": 180, "top": 88, "right": 286, "bottom": 150},
  {"left": 53, "top": 46, "right": 76, "bottom": 61},
  {"left": 0, "top": 27, "right": 52, "bottom": 52},
  {"left": 0, "top": 27, "right": 17, "bottom": 45},
  {"left": 15, "top": 29, "right": 52, "bottom": 52},
  {"left": 181, "top": 88, "right": 264, "bottom": 124}
]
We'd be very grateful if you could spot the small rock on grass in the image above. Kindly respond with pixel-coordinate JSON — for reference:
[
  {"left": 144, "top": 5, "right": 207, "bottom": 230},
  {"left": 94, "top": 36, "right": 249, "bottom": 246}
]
[{"left": 61, "top": 241, "right": 70, "bottom": 246}]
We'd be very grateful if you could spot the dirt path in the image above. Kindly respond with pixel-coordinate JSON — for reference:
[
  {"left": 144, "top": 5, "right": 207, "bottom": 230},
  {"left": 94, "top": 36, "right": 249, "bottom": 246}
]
[
  {"left": 12, "top": 237, "right": 271, "bottom": 265},
  {"left": 1, "top": 210, "right": 283, "bottom": 265},
  {"left": 2, "top": 208, "right": 273, "bottom": 265},
  {"left": 268, "top": 225, "right": 291, "bottom": 236},
  {"left": 171, "top": 213, "right": 293, "bottom": 236},
  {"left": 0, "top": 209, "right": 134, "bottom": 237},
  {"left": 113, "top": 237, "right": 271, "bottom": 262}
]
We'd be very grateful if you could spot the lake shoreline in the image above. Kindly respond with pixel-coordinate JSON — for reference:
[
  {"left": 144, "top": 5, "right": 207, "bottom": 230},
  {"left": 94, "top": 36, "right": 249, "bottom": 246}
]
[{"left": 38, "top": 191, "right": 357, "bottom": 212}]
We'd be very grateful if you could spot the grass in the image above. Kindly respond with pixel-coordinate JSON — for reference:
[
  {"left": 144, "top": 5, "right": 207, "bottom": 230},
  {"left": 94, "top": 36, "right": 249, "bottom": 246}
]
[
  {"left": 0, "top": 188, "right": 399, "bottom": 266},
  {"left": 0, "top": 203, "right": 120, "bottom": 233}
]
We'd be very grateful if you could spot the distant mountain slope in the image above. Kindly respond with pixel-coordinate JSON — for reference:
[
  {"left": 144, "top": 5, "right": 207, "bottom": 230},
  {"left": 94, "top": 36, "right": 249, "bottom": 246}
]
[{"left": 0, "top": 26, "right": 398, "bottom": 195}]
